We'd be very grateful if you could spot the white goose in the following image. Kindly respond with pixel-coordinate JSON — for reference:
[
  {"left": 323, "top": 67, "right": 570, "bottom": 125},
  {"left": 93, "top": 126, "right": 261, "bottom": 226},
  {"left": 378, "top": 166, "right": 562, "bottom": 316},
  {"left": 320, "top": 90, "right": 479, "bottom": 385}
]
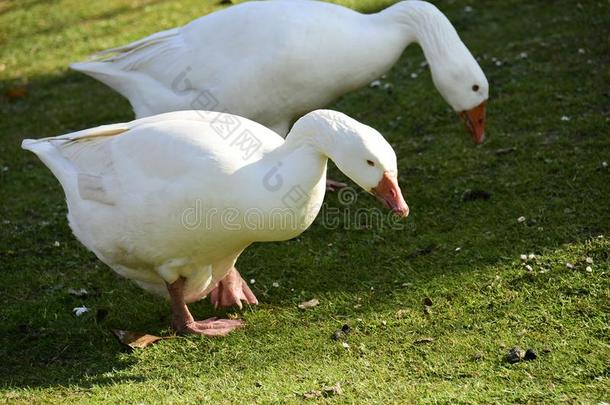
[
  {"left": 22, "top": 110, "right": 408, "bottom": 335},
  {"left": 71, "top": 0, "right": 488, "bottom": 143}
]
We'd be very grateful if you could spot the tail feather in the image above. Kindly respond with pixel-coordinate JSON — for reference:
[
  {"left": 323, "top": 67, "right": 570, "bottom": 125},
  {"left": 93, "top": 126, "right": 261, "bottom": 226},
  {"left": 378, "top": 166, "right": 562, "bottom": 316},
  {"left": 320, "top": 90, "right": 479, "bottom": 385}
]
[{"left": 22, "top": 139, "right": 78, "bottom": 198}]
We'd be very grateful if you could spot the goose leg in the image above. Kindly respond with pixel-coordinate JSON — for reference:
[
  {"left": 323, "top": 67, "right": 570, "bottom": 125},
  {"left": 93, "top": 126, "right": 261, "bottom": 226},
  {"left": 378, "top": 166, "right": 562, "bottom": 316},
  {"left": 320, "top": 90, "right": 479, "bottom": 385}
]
[
  {"left": 167, "top": 277, "right": 244, "bottom": 336},
  {"left": 208, "top": 267, "right": 258, "bottom": 309},
  {"left": 326, "top": 179, "right": 347, "bottom": 191}
]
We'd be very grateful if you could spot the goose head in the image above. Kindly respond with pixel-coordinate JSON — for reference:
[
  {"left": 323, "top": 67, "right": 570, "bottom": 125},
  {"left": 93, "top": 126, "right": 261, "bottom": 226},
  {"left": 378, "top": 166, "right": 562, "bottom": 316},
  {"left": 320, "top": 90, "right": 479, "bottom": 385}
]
[
  {"left": 383, "top": 1, "right": 489, "bottom": 144},
  {"left": 292, "top": 110, "right": 409, "bottom": 217},
  {"left": 429, "top": 53, "right": 488, "bottom": 144}
]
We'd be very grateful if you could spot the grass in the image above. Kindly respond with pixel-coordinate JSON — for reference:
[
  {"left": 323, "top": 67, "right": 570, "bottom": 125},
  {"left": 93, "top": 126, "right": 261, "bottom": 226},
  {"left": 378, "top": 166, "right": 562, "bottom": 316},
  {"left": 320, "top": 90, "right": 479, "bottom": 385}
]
[{"left": 1, "top": 0, "right": 609, "bottom": 402}]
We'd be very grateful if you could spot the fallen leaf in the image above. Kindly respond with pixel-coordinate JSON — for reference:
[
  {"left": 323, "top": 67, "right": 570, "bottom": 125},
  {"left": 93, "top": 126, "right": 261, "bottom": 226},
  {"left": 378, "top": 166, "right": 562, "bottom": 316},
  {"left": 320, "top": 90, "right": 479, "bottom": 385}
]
[
  {"left": 5, "top": 85, "right": 27, "bottom": 101},
  {"left": 112, "top": 329, "right": 165, "bottom": 349},
  {"left": 303, "top": 383, "right": 343, "bottom": 400},
  {"left": 298, "top": 298, "right": 319, "bottom": 309},
  {"left": 495, "top": 147, "right": 516, "bottom": 156},
  {"left": 322, "top": 383, "right": 343, "bottom": 396},
  {"left": 68, "top": 288, "right": 89, "bottom": 297},
  {"left": 303, "top": 390, "right": 322, "bottom": 399}
]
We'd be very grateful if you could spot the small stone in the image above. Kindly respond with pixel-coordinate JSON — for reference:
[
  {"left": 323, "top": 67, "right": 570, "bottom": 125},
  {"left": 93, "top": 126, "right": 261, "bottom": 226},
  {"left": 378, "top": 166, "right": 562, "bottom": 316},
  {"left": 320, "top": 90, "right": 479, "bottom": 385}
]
[
  {"left": 249, "top": 278, "right": 255, "bottom": 284},
  {"left": 369, "top": 80, "right": 381, "bottom": 88},
  {"left": 506, "top": 347, "right": 525, "bottom": 363},
  {"left": 455, "top": 247, "right": 462, "bottom": 252},
  {"left": 341, "top": 341, "right": 350, "bottom": 349},
  {"left": 495, "top": 60, "right": 503, "bottom": 66},
  {"left": 525, "top": 264, "right": 533, "bottom": 272},
  {"left": 578, "top": 48, "right": 585, "bottom": 54},
  {"left": 586, "top": 266, "right": 592, "bottom": 273},
  {"left": 528, "top": 253, "right": 536, "bottom": 260},
  {"left": 520, "top": 254, "right": 528, "bottom": 261},
  {"left": 272, "top": 282, "right": 279, "bottom": 288},
  {"left": 517, "top": 216, "right": 526, "bottom": 223},
  {"left": 1, "top": 166, "right": 8, "bottom": 172},
  {"left": 423, "top": 306, "right": 432, "bottom": 315},
  {"left": 524, "top": 349, "right": 537, "bottom": 360},
  {"left": 585, "top": 257, "right": 593, "bottom": 264},
  {"left": 566, "top": 262, "right": 575, "bottom": 269},
  {"left": 410, "top": 72, "right": 418, "bottom": 79},
  {"left": 561, "top": 115, "right": 570, "bottom": 121},
  {"left": 383, "top": 83, "right": 393, "bottom": 92},
  {"left": 602, "top": 161, "right": 608, "bottom": 168},
  {"left": 53, "top": 241, "right": 60, "bottom": 247},
  {"left": 464, "top": 5, "right": 473, "bottom": 12},
  {"left": 519, "top": 52, "right": 528, "bottom": 59}
]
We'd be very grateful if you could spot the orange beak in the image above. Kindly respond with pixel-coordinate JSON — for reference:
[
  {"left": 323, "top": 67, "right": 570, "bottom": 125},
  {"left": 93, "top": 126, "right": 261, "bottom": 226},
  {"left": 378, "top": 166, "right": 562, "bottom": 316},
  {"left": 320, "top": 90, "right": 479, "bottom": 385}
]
[
  {"left": 460, "top": 101, "right": 486, "bottom": 144},
  {"left": 371, "top": 172, "right": 409, "bottom": 218}
]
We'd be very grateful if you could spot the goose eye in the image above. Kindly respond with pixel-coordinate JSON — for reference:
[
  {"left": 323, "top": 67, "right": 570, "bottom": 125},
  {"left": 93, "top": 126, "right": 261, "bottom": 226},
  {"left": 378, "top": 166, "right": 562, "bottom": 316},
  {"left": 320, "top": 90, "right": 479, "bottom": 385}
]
[
  {"left": 366, "top": 160, "right": 375, "bottom": 167},
  {"left": 472, "top": 84, "right": 480, "bottom": 92}
]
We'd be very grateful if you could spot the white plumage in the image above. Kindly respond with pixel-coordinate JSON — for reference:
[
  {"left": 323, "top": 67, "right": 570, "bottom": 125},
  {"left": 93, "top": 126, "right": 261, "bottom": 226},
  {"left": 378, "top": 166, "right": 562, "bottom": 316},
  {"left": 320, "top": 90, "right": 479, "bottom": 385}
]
[
  {"left": 22, "top": 110, "right": 407, "bottom": 321},
  {"left": 71, "top": 0, "right": 488, "bottom": 139}
]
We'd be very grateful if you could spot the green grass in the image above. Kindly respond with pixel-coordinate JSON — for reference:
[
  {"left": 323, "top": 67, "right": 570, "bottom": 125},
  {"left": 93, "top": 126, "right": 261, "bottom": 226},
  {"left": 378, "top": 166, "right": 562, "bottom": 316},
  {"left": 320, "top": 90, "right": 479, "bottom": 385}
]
[{"left": 1, "top": 0, "right": 609, "bottom": 403}]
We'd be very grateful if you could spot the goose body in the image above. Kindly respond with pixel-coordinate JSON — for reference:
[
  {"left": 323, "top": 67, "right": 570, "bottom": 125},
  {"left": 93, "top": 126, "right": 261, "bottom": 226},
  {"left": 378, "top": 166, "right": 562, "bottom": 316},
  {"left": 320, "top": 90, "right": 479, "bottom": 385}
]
[
  {"left": 23, "top": 110, "right": 408, "bottom": 334},
  {"left": 71, "top": 0, "right": 489, "bottom": 142}
]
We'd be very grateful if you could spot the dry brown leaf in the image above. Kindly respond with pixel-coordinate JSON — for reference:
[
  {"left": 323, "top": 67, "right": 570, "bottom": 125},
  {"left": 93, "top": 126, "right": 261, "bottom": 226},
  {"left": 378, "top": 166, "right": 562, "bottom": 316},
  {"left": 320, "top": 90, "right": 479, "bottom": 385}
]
[
  {"left": 112, "top": 329, "right": 164, "bottom": 349},
  {"left": 303, "top": 383, "right": 342, "bottom": 399},
  {"left": 298, "top": 298, "right": 319, "bottom": 309},
  {"left": 5, "top": 85, "right": 28, "bottom": 101},
  {"left": 414, "top": 337, "right": 435, "bottom": 344}
]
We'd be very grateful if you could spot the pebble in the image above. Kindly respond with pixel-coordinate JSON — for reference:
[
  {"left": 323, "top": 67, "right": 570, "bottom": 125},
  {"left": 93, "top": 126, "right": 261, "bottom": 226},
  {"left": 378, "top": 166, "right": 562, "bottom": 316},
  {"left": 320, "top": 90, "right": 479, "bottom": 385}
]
[
  {"left": 586, "top": 266, "right": 593, "bottom": 273},
  {"left": 561, "top": 115, "right": 571, "bottom": 121},
  {"left": 566, "top": 262, "right": 575, "bottom": 269},
  {"left": 410, "top": 72, "right": 418, "bottom": 79},
  {"left": 506, "top": 347, "right": 525, "bottom": 363},
  {"left": 369, "top": 80, "right": 381, "bottom": 88},
  {"left": 272, "top": 282, "right": 279, "bottom": 288},
  {"left": 53, "top": 241, "right": 60, "bottom": 247},
  {"left": 249, "top": 278, "right": 256, "bottom": 284},
  {"left": 519, "top": 52, "right": 528, "bottom": 59},
  {"left": 585, "top": 257, "right": 594, "bottom": 264},
  {"left": 525, "top": 264, "right": 533, "bottom": 272},
  {"left": 464, "top": 5, "right": 473, "bottom": 12},
  {"left": 517, "top": 216, "right": 526, "bottom": 223},
  {"left": 520, "top": 254, "right": 528, "bottom": 261},
  {"left": 528, "top": 253, "right": 536, "bottom": 260}
]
